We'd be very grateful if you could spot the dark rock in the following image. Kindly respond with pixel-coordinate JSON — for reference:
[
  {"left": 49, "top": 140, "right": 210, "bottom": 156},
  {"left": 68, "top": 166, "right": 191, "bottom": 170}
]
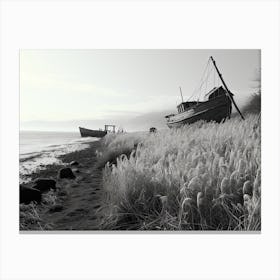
[
  {"left": 33, "top": 178, "right": 56, "bottom": 193},
  {"left": 70, "top": 161, "right": 79, "bottom": 166},
  {"left": 20, "top": 185, "right": 42, "bottom": 204},
  {"left": 58, "top": 167, "right": 76, "bottom": 179}
]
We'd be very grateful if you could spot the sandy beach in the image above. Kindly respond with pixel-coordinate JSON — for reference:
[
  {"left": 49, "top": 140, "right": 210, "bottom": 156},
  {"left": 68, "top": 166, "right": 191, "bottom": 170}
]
[{"left": 20, "top": 140, "right": 104, "bottom": 230}]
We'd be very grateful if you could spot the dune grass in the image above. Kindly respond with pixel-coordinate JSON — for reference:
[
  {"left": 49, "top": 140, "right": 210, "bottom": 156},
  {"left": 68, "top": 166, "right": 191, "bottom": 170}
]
[
  {"left": 99, "top": 114, "right": 261, "bottom": 230},
  {"left": 96, "top": 132, "right": 148, "bottom": 169}
]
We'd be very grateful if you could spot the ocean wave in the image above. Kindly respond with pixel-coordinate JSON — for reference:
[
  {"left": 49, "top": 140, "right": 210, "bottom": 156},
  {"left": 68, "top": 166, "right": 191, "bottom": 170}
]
[
  {"left": 19, "top": 139, "right": 95, "bottom": 183},
  {"left": 20, "top": 152, "right": 42, "bottom": 162}
]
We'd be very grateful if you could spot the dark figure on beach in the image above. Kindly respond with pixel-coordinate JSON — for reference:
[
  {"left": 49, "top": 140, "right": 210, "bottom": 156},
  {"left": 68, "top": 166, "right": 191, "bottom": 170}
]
[
  {"left": 33, "top": 178, "right": 56, "bottom": 193},
  {"left": 20, "top": 185, "right": 42, "bottom": 204},
  {"left": 149, "top": 127, "right": 157, "bottom": 133},
  {"left": 59, "top": 167, "right": 76, "bottom": 179}
]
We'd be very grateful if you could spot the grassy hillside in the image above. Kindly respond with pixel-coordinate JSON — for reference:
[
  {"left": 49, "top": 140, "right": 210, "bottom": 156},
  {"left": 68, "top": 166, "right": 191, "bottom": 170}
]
[{"left": 98, "top": 114, "right": 261, "bottom": 230}]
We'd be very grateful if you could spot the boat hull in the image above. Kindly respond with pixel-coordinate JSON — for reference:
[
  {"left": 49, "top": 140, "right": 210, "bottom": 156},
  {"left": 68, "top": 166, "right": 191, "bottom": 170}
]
[
  {"left": 79, "top": 127, "right": 107, "bottom": 138},
  {"left": 167, "top": 95, "right": 231, "bottom": 128}
]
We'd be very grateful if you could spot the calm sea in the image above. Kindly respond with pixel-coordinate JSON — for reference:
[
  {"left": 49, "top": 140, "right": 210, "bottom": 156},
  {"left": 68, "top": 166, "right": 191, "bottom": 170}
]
[{"left": 20, "top": 131, "right": 97, "bottom": 182}]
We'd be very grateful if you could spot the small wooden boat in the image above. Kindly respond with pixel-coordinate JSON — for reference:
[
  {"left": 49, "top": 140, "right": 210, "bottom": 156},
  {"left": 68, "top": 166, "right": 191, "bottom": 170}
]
[
  {"left": 79, "top": 127, "right": 107, "bottom": 138},
  {"left": 165, "top": 56, "right": 244, "bottom": 128},
  {"left": 79, "top": 124, "right": 116, "bottom": 138}
]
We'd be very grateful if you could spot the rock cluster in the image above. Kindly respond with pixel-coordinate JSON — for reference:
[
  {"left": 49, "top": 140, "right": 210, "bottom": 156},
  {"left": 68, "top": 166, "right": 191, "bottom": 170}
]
[{"left": 20, "top": 164, "right": 79, "bottom": 204}]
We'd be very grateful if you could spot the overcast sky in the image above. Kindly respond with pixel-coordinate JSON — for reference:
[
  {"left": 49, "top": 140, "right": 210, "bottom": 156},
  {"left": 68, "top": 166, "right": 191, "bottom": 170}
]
[{"left": 20, "top": 49, "right": 260, "bottom": 131}]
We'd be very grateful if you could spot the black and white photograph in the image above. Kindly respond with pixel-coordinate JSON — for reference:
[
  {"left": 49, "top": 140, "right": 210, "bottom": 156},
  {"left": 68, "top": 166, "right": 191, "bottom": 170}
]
[
  {"left": 1, "top": 1, "right": 280, "bottom": 279},
  {"left": 19, "top": 49, "right": 261, "bottom": 231}
]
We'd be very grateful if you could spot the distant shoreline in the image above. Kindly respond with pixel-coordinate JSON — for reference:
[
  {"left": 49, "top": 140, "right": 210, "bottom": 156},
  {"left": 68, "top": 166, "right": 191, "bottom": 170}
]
[{"left": 20, "top": 130, "right": 80, "bottom": 133}]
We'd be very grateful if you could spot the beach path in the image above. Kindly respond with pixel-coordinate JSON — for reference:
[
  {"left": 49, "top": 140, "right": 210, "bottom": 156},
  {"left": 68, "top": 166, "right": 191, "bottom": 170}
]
[{"left": 38, "top": 141, "right": 104, "bottom": 230}]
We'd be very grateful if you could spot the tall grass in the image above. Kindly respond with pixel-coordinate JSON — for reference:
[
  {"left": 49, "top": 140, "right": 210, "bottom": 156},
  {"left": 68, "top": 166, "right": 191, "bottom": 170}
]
[
  {"left": 96, "top": 131, "right": 148, "bottom": 168},
  {"left": 99, "top": 114, "right": 261, "bottom": 230}
]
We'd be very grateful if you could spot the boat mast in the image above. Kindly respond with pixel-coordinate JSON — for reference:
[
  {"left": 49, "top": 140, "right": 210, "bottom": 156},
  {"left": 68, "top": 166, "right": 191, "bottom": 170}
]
[
  {"left": 210, "top": 56, "right": 245, "bottom": 120},
  {"left": 179, "top": 86, "right": 184, "bottom": 103}
]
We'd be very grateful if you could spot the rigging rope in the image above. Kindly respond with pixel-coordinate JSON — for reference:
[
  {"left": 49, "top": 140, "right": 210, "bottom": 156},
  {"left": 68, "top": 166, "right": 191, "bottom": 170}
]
[
  {"left": 185, "top": 56, "right": 225, "bottom": 103},
  {"left": 187, "top": 57, "right": 211, "bottom": 102},
  {"left": 187, "top": 57, "right": 220, "bottom": 102},
  {"left": 198, "top": 64, "right": 214, "bottom": 101},
  {"left": 213, "top": 65, "right": 216, "bottom": 88},
  {"left": 204, "top": 65, "right": 210, "bottom": 101}
]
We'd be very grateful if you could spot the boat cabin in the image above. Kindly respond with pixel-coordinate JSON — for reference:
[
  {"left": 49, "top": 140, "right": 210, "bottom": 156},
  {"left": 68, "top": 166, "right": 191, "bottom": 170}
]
[
  {"left": 205, "top": 86, "right": 232, "bottom": 100},
  {"left": 104, "top": 124, "right": 116, "bottom": 133},
  {"left": 176, "top": 101, "right": 202, "bottom": 113}
]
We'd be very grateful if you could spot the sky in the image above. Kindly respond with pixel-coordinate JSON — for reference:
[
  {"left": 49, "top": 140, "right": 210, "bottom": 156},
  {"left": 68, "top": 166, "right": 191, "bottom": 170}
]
[{"left": 20, "top": 49, "right": 260, "bottom": 131}]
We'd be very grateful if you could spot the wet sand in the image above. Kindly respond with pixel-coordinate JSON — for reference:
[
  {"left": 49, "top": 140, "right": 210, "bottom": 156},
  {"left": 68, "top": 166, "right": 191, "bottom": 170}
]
[{"left": 20, "top": 140, "right": 104, "bottom": 231}]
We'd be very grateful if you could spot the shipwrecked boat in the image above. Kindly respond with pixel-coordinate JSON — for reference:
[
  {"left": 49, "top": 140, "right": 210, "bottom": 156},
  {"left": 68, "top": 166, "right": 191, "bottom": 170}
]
[
  {"left": 165, "top": 56, "right": 244, "bottom": 128},
  {"left": 79, "top": 124, "right": 116, "bottom": 138}
]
